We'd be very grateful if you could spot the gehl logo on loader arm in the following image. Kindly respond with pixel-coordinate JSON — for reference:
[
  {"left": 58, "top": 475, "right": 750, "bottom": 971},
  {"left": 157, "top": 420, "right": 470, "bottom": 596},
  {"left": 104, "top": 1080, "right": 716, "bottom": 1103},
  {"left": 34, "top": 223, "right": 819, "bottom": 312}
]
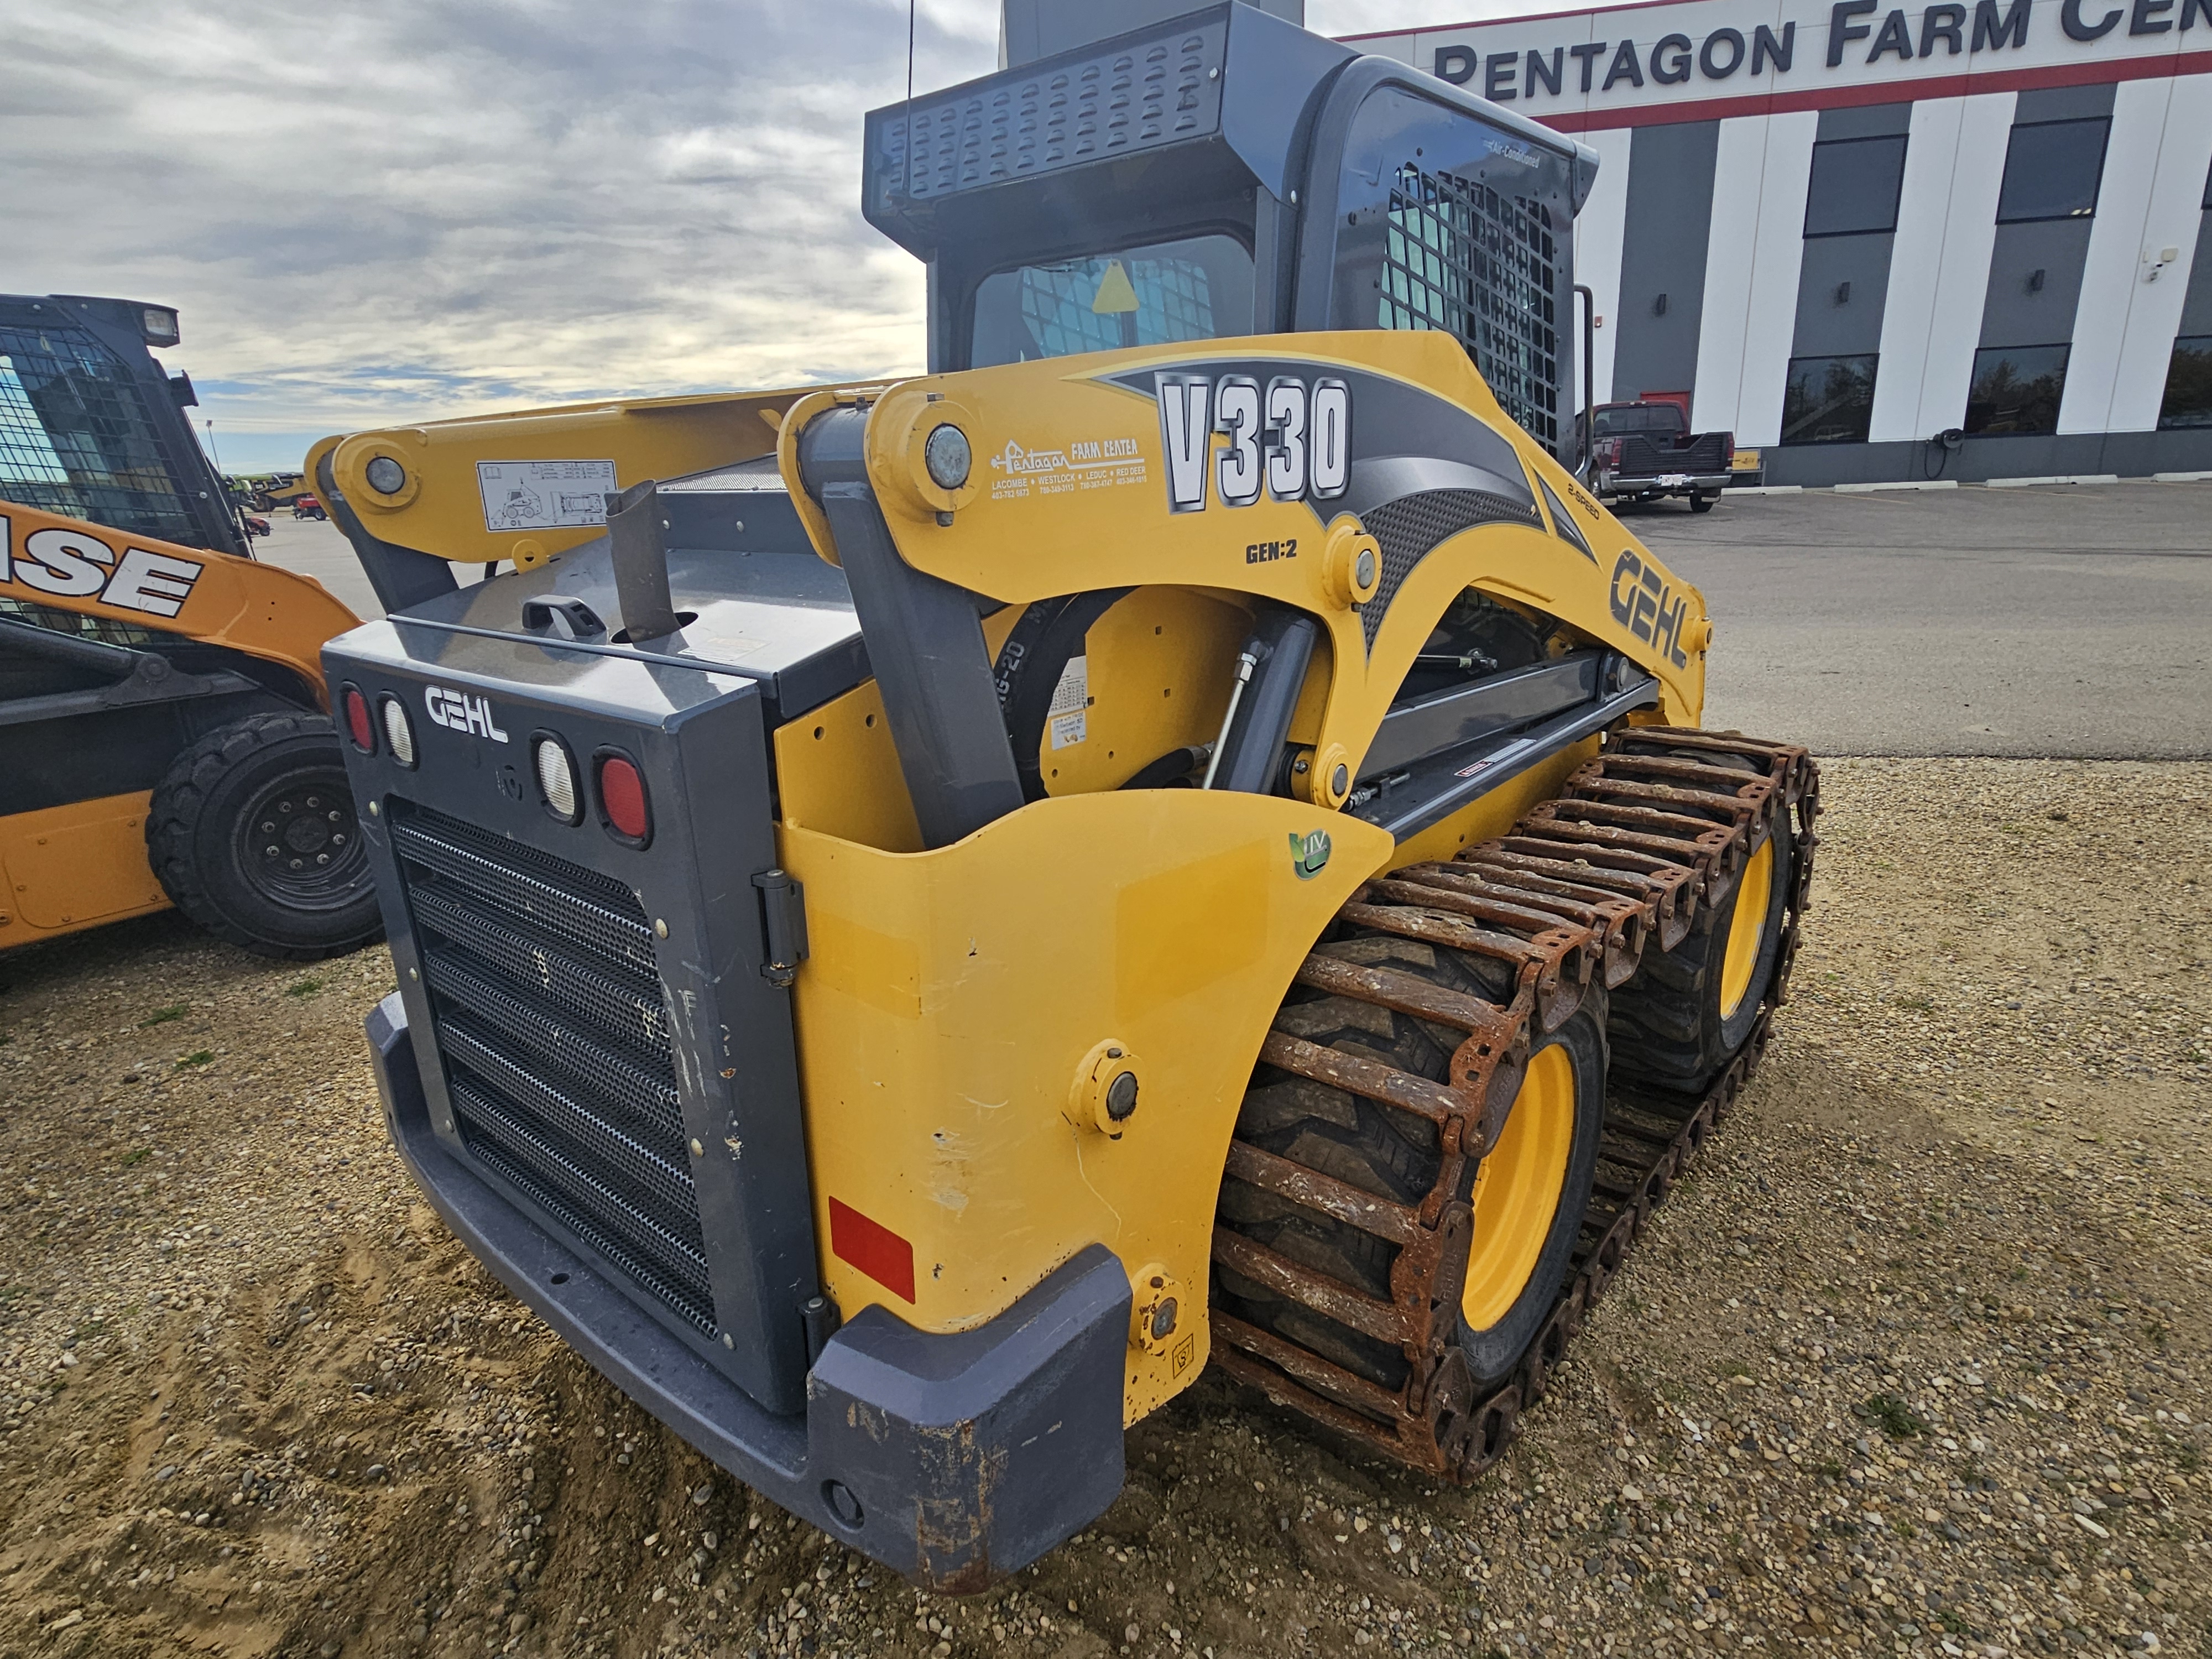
[
  {"left": 1155, "top": 372, "right": 1352, "bottom": 512},
  {"left": 1609, "top": 548, "right": 1692, "bottom": 670}
]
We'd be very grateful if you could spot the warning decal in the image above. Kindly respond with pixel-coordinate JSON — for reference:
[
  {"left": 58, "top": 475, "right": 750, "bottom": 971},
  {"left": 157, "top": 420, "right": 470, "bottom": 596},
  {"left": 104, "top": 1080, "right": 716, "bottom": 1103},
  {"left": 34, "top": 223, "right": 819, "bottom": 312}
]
[{"left": 476, "top": 460, "right": 619, "bottom": 533}]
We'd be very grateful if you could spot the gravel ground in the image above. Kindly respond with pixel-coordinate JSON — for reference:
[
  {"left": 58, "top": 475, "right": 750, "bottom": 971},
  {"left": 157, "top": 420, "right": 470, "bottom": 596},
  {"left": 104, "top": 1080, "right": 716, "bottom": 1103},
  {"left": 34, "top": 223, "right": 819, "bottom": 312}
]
[{"left": 2, "top": 758, "right": 2208, "bottom": 1659}]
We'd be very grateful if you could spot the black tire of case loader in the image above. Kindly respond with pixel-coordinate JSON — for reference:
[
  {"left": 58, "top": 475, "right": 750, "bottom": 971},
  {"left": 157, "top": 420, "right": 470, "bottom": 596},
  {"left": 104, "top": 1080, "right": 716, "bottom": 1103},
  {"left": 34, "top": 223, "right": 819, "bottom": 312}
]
[
  {"left": 1215, "top": 931, "right": 1609, "bottom": 1396},
  {"left": 146, "top": 711, "right": 382, "bottom": 960},
  {"left": 1607, "top": 800, "right": 1792, "bottom": 1094}
]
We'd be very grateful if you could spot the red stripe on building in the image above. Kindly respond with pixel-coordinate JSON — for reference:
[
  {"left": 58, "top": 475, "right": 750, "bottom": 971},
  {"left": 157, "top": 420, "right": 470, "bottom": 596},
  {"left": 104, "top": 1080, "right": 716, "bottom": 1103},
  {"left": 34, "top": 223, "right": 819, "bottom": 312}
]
[
  {"left": 1339, "top": 0, "right": 1756, "bottom": 37},
  {"left": 1523, "top": 49, "right": 2212, "bottom": 131},
  {"left": 828, "top": 1196, "right": 917, "bottom": 1303}
]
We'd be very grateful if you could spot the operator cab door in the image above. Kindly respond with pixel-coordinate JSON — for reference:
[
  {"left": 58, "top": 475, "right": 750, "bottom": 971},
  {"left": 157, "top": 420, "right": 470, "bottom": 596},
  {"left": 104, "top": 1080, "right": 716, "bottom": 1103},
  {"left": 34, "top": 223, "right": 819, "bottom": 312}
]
[{"left": 1291, "top": 70, "right": 1582, "bottom": 464}]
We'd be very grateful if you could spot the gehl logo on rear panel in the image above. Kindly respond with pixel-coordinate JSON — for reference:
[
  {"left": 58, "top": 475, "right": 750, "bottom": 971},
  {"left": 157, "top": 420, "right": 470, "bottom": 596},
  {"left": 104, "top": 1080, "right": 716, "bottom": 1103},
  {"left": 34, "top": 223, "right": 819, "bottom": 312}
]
[
  {"left": 1155, "top": 373, "right": 1352, "bottom": 513},
  {"left": 424, "top": 686, "right": 509, "bottom": 742},
  {"left": 0, "top": 514, "right": 205, "bottom": 617}
]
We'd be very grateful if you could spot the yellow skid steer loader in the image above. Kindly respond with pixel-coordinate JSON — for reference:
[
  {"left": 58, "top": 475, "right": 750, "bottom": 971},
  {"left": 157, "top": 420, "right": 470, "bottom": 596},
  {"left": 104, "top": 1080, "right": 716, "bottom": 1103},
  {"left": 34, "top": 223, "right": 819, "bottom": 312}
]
[{"left": 319, "top": 3, "right": 1815, "bottom": 1592}]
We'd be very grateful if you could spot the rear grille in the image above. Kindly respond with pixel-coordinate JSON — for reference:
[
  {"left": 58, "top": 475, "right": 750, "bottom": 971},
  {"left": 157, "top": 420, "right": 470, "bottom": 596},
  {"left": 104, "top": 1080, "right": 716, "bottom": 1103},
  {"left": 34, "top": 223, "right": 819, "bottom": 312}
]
[{"left": 390, "top": 802, "right": 716, "bottom": 1337}]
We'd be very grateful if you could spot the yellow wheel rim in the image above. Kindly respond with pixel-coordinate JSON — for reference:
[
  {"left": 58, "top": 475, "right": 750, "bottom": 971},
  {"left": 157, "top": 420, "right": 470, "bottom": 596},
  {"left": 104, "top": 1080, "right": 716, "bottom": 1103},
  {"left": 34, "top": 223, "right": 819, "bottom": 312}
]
[
  {"left": 1719, "top": 838, "right": 1776, "bottom": 1020},
  {"left": 1460, "top": 1042, "right": 1575, "bottom": 1332}
]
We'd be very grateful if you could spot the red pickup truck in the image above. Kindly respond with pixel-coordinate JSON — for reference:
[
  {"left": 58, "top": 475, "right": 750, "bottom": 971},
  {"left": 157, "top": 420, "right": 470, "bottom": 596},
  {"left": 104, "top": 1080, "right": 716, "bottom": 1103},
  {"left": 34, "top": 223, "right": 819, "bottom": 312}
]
[{"left": 1588, "top": 401, "right": 1746, "bottom": 513}]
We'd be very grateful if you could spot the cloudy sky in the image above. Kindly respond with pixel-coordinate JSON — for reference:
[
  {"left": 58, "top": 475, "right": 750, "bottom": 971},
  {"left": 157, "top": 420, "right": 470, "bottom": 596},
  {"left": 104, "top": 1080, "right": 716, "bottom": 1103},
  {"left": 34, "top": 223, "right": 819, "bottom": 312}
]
[{"left": 2, "top": 0, "right": 1522, "bottom": 472}]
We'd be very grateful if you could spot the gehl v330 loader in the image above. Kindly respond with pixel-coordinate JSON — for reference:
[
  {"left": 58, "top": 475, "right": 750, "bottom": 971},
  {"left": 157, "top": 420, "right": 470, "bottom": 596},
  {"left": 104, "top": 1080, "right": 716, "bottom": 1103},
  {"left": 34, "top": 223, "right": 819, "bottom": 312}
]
[{"left": 320, "top": 3, "right": 1818, "bottom": 1592}]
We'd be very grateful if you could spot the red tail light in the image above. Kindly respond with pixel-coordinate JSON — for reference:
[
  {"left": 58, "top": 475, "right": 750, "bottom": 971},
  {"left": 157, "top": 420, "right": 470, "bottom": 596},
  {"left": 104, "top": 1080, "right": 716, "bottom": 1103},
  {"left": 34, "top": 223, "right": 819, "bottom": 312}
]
[
  {"left": 341, "top": 686, "right": 374, "bottom": 753},
  {"left": 596, "top": 753, "right": 651, "bottom": 844}
]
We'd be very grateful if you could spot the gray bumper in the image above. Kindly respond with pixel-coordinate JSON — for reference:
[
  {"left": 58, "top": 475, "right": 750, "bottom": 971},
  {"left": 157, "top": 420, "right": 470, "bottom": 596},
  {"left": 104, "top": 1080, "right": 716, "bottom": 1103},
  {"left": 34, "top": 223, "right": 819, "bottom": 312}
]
[
  {"left": 1598, "top": 472, "right": 1732, "bottom": 496},
  {"left": 366, "top": 992, "right": 1129, "bottom": 1592}
]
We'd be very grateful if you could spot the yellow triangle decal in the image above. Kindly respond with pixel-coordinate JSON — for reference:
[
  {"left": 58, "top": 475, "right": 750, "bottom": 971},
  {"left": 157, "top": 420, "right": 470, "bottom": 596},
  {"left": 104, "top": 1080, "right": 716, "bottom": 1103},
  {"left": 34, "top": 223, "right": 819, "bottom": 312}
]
[{"left": 1091, "top": 260, "right": 1140, "bottom": 315}]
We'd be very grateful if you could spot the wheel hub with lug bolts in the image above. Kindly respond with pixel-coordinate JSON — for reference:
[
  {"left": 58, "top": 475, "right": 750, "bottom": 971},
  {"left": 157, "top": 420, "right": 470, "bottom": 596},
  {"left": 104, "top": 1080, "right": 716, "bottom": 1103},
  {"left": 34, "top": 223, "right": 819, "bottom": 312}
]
[{"left": 261, "top": 793, "right": 351, "bottom": 870}]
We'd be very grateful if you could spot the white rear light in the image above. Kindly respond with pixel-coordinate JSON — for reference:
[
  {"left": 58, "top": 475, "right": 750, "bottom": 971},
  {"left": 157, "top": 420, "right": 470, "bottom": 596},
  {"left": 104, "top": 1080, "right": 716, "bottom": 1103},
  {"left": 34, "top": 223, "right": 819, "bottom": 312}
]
[
  {"left": 379, "top": 696, "right": 416, "bottom": 767},
  {"left": 535, "top": 737, "right": 578, "bottom": 822}
]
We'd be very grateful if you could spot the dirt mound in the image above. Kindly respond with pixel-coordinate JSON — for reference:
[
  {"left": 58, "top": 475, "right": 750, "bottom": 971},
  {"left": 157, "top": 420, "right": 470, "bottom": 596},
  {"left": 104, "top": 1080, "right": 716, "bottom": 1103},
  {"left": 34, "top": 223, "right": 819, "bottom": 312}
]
[{"left": 3, "top": 759, "right": 2208, "bottom": 1658}]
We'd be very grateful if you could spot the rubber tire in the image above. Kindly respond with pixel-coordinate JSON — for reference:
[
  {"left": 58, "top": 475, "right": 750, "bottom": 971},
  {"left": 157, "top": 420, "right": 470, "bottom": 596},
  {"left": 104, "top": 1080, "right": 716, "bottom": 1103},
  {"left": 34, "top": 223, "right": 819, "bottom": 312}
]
[
  {"left": 1216, "top": 929, "right": 1608, "bottom": 1396},
  {"left": 146, "top": 711, "right": 382, "bottom": 960},
  {"left": 1689, "top": 492, "right": 1717, "bottom": 513},
  {"left": 1608, "top": 824, "right": 1792, "bottom": 1094},
  {"left": 1455, "top": 1006, "right": 1609, "bottom": 1391},
  {"left": 992, "top": 588, "right": 1131, "bottom": 801}
]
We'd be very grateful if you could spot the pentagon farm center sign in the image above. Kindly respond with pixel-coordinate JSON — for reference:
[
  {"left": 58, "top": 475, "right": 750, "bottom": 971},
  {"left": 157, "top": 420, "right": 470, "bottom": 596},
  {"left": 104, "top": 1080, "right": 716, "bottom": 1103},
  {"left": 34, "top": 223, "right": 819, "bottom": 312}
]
[{"left": 1354, "top": 0, "right": 2212, "bottom": 128}]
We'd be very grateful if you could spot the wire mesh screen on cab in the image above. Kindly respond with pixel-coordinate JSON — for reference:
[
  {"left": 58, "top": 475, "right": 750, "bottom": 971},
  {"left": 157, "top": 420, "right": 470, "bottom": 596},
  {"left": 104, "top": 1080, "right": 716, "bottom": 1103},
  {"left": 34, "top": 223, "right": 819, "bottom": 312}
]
[
  {"left": 0, "top": 325, "right": 204, "bottom": 547},
  {"left": 1377, "top": 164, "right": 1561, "bottom": 450}
]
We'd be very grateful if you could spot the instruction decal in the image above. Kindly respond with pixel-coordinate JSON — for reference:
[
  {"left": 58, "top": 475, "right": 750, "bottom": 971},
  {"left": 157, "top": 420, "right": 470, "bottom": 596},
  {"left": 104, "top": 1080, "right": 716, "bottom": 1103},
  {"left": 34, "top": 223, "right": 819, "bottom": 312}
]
[
  {"left": 476, "top": 460, "right": 619, "bottom": 533},
  {"left": 1048, "top": 654, "right": 1089, "bottom": 749}
]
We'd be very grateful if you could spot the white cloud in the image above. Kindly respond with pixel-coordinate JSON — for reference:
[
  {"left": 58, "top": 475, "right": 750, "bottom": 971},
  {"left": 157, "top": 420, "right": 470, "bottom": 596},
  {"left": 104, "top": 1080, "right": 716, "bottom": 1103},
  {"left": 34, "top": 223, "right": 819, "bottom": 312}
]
[
  {"left": 1, "top": 0, "right": 1003, "bottom": 453},
  {"left": 2, "top": 0, "right": 1550, "bottom": 469}
]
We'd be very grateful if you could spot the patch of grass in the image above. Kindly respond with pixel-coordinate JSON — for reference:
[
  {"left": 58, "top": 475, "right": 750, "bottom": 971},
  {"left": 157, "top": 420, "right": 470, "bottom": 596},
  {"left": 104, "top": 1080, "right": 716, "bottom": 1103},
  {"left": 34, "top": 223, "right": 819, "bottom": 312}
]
[
  {"left": 284, "top": 977, "right": 324, "bottom": 998},
  {"left": 140, "top": 1005, "right": 187, "bottom": 1027},
  {"left": 175, "top": 1050, "right": 214, "bottom": 1069},
  {"left": 1853, "top": 1393, "right": 1929, "bottom": 1440},
  {"left": 121, "top": 1148, "right": 150, "bottom": 1167},
  {"left": 1893, "top": 994, "right": 1935, "bottom": 1013}
]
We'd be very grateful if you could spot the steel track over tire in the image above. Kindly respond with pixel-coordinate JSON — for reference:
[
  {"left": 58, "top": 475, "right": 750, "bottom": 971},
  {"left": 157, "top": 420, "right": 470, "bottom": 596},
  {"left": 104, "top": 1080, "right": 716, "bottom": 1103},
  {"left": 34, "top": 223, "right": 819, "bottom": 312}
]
[
  {"left": 1210, "top": 727, "right": 1818, "bottom": 1483},
  {"left": 1215, "top": 932, "right": 1608, "bottom": 1404},
  {"left": 1606, "top": 752, "right": 1794, "bottom": 1094}
]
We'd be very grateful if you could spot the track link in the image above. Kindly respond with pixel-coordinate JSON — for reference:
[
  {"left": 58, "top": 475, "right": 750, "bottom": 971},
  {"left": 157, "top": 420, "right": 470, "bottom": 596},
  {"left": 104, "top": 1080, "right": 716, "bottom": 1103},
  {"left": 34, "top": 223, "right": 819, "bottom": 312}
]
[{"left": 1211, "top": 727, "right": 1820, "bottom": 1482}]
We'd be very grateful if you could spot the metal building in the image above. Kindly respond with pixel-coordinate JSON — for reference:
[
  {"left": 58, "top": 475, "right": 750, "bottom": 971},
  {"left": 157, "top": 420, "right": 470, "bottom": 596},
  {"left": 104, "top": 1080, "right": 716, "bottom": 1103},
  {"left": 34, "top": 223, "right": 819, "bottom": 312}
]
[{"left": 1352, "top": 0, "right": 2212, "bottom": 484}]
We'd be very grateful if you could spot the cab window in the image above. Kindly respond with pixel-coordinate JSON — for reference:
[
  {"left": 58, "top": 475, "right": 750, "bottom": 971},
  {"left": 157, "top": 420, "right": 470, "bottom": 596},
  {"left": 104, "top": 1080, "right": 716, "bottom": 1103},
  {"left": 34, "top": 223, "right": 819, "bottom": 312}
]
[{"left": 968, "top": 234, "right": 1254, "bottom": 367}]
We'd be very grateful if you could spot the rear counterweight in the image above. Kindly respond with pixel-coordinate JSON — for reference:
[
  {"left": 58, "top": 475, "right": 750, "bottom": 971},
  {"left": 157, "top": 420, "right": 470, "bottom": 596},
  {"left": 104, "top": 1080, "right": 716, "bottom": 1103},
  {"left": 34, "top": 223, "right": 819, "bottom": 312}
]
[{"left": 325, "top": 625, "right": 820, "bottom": 1415}]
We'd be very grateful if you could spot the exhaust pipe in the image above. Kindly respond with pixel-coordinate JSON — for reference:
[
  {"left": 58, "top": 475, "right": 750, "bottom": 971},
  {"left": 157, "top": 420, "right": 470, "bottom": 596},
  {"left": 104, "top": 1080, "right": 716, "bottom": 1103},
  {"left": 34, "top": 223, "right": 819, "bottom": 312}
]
[{"left": 604, "top": 479, "right": 683, "bottom": 644}]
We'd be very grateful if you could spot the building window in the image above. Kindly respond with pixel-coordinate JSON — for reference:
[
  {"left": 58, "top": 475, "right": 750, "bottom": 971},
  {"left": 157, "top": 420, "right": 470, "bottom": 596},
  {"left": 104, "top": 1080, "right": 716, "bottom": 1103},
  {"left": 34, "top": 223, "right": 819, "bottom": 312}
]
[
  {"left": 2159, "top": 336, "right": 2212, "bottom": 430},
  {"left": 1996, "top": 119, "right": 2110, "bottom": 223},
  {"left": 1964, "top": 345, "right": 2069, "bottom": 434},
  {"left": 1803, "top": 135, "right": 1908, "bottom": 238},
  {"left": 1780, "top": 354, "right": 1878, "bottom": 445}
]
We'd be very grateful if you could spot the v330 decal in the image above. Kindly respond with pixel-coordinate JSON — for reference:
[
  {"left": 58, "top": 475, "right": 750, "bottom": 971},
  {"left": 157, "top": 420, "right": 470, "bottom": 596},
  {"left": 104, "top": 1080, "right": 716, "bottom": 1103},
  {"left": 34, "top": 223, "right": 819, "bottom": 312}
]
[{"left": 1153, "top": 373, "right": 1350, "bottom": 514}]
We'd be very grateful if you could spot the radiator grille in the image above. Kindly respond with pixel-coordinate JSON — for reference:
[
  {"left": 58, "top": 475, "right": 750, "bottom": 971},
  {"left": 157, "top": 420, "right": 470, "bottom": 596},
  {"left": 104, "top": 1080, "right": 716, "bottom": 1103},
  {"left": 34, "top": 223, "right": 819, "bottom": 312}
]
[
  {"left": 1378, "top": 164, "right": 1561, "bottom": 449},
  {"left": 390, "top": 802, "right": 715, "bottom": 1336}
]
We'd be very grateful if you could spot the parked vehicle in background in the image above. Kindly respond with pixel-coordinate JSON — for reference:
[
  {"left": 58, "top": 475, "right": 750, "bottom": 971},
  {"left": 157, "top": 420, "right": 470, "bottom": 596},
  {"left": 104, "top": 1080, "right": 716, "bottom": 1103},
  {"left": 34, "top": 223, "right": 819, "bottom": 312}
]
[
  {"left": 230, "top": 471, "right": 316, "bottom": 512},
  {"left": 291, "top": 494, "right": 327, "bottom": 521},
  {"left": 2, "top": 291, "right": 373, "bottom": 958},
  {"left": 1588, "top": 400, "right": 1744, "bottom": 512}
]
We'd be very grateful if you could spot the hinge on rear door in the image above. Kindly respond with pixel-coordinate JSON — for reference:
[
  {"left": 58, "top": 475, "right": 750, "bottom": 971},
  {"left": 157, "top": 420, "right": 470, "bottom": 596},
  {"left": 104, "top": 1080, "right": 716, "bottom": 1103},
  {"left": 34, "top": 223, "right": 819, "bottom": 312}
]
[{"left": 752, "top": 868, "right": 808, "bottom": 987}]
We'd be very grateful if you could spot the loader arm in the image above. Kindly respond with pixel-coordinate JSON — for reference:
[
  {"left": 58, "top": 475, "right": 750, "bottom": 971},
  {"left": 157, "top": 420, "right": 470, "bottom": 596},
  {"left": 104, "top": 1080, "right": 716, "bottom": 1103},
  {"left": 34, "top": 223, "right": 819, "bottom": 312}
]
[
  {"left": 307, "top": 384, "right": 884, "bottom": 613},
  {"left": 1, "top": 498, "right": 357, "bottom": 700},
  {"left": 776, "top": 329, "right": 1709, "bottom": 842}
]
